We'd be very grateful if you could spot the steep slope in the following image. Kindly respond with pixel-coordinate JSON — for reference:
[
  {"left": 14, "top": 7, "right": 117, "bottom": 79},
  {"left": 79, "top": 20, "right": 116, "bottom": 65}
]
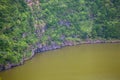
[
  {"left": 0, "top": 0, "right": 38, "bottom": 70},
  {"left": 0, "top": 0, "right": 120, "bottom": 71}
]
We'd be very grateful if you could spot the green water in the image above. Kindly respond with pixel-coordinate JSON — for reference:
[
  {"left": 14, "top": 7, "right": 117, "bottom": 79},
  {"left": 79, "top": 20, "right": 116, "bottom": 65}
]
[{"left": 0, "top": 43, "right": 120, "bottom": 80}]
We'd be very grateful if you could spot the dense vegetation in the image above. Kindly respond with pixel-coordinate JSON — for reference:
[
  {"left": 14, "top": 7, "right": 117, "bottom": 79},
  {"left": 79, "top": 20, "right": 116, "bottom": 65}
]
[
  {"left": 0, "top": 0, "right": 120, "bottom": 70},
  {"left": 39, "top": 0, "right": 120, "bottom": 45},
  {"left": 86, "top": 0, "right": 120, "bottom": 39},
  {"left": 0, "top": 0, "right": 38, "bottom": 67}
]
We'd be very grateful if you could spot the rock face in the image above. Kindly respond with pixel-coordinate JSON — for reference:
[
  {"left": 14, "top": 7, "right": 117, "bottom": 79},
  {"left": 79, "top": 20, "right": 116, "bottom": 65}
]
[
  {"left": 0, "top": 65, "right": 4, "bottom": 71},
  {"left": 33, "top": 40, "right": 120, "bottom": 54},
  {"left": 4, "top": 63, "right": 11, "bottom": 70},
  {"left": 0, "top": 60, "right": 24, "bottom": 71},
  {"left": 26, "top": 0, "right": 39, "bottom": 8}
]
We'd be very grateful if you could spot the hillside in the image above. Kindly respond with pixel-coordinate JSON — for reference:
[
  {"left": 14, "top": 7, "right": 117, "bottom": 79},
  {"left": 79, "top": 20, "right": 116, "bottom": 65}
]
[{"left": 0, "top": 0, "right": 120, "bottom": 71}]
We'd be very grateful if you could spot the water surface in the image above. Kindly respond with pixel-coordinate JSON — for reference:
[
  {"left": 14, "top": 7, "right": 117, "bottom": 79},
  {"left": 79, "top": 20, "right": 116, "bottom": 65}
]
[{"left": 0, "top": 43, "right": 120, "bottom": 80}]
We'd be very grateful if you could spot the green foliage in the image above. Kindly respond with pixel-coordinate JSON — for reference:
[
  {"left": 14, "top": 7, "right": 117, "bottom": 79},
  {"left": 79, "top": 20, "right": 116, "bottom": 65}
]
[
  {"left": 0, "top": 0, "right": 38, "bottom": 65},
  {"left": 38, "top": 0, "right": 92, "bottom": 44},
  {"left": 39, "top": 0, "right": 120, "bottom": 44},
  {"left": 0, "top": 0, "right": 120, "bottom": 66},
  {"left": 86, "top": 0, "right": 120, "bottom": 39}
]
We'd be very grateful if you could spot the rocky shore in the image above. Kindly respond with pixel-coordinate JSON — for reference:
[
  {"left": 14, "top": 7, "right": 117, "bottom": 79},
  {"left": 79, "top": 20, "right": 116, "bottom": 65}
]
[
  {"left": 0, "top": 40, "right": 120, "bottom": 71},
  {"left": 34, "top": 40, "right": 120, "bottom": 53}
]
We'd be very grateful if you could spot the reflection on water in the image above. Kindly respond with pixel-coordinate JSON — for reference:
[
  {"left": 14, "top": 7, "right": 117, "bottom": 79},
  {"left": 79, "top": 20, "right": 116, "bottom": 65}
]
[{"left": 0, "top": 43, "right": 120, "bottom": 80}]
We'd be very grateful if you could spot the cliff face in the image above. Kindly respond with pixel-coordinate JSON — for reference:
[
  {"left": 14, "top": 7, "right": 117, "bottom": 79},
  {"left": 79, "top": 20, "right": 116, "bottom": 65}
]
[{"left": 0, "top": 0, "right": 120, "bottom": 71}]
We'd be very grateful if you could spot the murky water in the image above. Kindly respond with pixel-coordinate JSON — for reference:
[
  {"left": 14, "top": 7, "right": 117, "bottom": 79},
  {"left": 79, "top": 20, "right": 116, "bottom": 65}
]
[{"left": 0, "top": 43, "right": 120, "bottom": 80}]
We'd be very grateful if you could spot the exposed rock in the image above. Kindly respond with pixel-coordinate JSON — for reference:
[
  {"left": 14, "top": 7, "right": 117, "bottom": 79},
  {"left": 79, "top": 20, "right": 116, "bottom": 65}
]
[
  {"left": 0, "top": 65, "right": 4, "bottom": 71},
  {"left": 4, "top": 63, "right": 11, "bottom": 70}
]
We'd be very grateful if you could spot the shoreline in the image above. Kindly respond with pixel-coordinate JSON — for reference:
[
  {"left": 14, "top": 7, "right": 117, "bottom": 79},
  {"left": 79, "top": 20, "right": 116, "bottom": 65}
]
[{"left": 0, "top": 39, "right": 120, "bottom": 72}]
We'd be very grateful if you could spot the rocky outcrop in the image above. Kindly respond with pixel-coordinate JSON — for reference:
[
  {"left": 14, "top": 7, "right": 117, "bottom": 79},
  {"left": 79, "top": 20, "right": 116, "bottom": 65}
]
[
  {"left": 0, "top": 61, "right": 23, "bottom": 71},
  {"left": 33, "top": 40, "right": 120, "bottom": 53}
]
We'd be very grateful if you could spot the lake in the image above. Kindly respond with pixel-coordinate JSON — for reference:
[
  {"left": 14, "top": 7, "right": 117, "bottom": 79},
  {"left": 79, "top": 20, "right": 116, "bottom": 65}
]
[{"left": 0, "top": 43, "right": 120, "bottom": 80}]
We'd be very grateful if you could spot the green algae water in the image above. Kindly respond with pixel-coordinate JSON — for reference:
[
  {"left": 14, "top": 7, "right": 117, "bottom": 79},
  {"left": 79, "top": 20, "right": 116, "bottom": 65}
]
[{"left": 0, "top": 43, "right": 120, "bottom": 80}]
